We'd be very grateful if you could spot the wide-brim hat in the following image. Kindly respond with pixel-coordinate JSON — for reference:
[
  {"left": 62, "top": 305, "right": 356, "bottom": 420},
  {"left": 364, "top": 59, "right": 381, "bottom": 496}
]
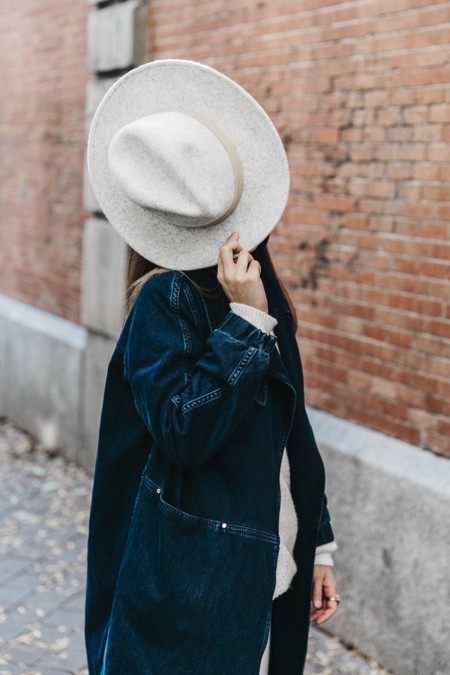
[{"left": 87, "top": 59, "right": 290, "bottom": 271}]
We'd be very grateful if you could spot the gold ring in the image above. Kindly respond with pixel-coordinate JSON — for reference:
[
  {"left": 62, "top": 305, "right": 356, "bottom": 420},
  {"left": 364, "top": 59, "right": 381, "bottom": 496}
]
[{"left": 326, "top": 594, "right": 341, "bottom": 605}]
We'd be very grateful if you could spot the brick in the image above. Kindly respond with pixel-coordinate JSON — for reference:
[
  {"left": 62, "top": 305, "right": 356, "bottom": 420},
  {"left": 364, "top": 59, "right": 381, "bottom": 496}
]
[
  {"left": 414, "top": 87, "right": 445, "bottom": 105},
  {"left": 313, "top": 196, "right": 356, "bottom": 212},
  {"left": 438, "top": 165, "right": 450, "bottom": 181},
  {"left": 316, "top": 128, "right": 340, "bottom": 144},
  {"left": 364, "top": 90, "right": 389, "bottom": 107},
  {"left": 413, "top": 124, "right": 442, "bottom": 142},
  {"left": 415, "top": 163, "right": 440, "bottom": 181},
  {"left": 403, "top": 106, "right": 428, "bottom": 124},
  {"left": 386, "top": 163, "right": 413, "bottom": 180},
  {"left": 390, "top": 88, "right": 415, "bottom": 105},
  {"left": 377, "top": 106, "right": 401, "bottom": 126},
  {"left": 345, "top": 214, "right": 368, "bottom": 230},
  {"left": 429, "top": 104, "right": 448, "bottom": 123},
  {"left": 436, "top": 418, "right": 450, "bottom": 437},
  {"left": 422, "top": 184, "right": 450, "bottom": 202}
]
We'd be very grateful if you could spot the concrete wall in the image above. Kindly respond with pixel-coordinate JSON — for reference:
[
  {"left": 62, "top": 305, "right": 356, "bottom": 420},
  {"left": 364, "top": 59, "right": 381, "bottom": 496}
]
[
  {"left": 1, "top": 291, "right": 449, "bottom": 673},
  {"left": 0, "top": 293, "right": 116, "bottom": 474},
  {"left": 309, "top": 407, "right": 450, "bottom": 675},
  {"left": 0, "top": 294, "right": 87, "bottom": 459}
]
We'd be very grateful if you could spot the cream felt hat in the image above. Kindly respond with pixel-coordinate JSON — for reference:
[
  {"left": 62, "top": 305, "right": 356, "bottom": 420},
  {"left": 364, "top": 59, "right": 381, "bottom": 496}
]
[{"left": 87, "top": 59, "right": 290, "bottom": 271}]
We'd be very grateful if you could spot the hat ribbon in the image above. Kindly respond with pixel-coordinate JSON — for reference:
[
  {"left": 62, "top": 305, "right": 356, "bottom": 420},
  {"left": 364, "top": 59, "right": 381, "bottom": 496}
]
[{"left": 168, "top": 108, "right": 244, "bottom": 228}]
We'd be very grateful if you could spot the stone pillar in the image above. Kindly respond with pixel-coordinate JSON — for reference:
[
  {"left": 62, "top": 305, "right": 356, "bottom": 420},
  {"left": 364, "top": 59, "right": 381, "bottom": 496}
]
[{"left": 80, "top": 0, "right": 148, "bottom": 474}]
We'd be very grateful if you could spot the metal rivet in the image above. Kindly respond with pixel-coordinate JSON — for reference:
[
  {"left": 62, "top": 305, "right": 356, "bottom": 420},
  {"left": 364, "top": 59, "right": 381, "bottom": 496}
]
[
  {"left": 156, "top": 488, "right": 161, "bottom": 494},
  {"left": 221, "top": 522, "right": 227, "bottom": 529}
]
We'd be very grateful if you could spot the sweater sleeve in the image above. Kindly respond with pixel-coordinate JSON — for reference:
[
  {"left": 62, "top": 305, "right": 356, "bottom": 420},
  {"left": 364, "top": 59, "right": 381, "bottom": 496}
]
[
  {"left": 314, "top": 540, "right": 338, "bottom": 566},
  {"left": 230, "top": 302, "right": 278, "bottom": 334},
  {"left": 231, "top": 303, "right": 339, "bottom": 568}
]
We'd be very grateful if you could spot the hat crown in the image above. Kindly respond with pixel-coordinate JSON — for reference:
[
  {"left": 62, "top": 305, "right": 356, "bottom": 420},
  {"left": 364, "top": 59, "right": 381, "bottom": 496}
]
[{"left": 108, "top": 111, "right": 239, "bottom": 228}]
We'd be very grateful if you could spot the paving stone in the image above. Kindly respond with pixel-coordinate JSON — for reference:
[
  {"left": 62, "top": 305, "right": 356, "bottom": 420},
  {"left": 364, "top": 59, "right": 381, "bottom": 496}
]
[
  {"left": 0, "top": 643, "right": 46, "bottom": 668},
  {"left": 59, "top": 591, "right": 86, "bottom": 613},
  {"left": 0, "top": 666, "right": 30, "bottom": 675},
  {"left": 44, "top": 609, "right": 84, "bottom": 632},
  {"left": 5, "top": 573, "right": 46, "bottom": 591},
  {"left": 0, "top": 420, "right": 392, "bottom": 673},
  {"left": 0, "top": 559, "right": 29, "bottom": 584},
  {"left": 33, "top": 649, "right": 88, "bottom": 673},
  {"left": 0, "top": 615, "right": 31, "bottom": 642},
  {"left": 0, "top": 586, "right": 34, "bottom": 610}
]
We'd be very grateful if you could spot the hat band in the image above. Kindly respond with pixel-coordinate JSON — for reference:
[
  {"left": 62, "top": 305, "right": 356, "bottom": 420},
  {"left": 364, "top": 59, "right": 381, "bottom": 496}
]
[{"left": 169, "top": 108, "right": 244, "bottom": 228}]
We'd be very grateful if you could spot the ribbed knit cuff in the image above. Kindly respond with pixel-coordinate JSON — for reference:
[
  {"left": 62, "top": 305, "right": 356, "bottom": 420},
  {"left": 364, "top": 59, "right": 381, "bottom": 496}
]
[
  {"left": 230, "top": 302, "right": 278, "bottom": 335},
  {"left": 314, "top": 540, "right": 338, "bottom": 567}
]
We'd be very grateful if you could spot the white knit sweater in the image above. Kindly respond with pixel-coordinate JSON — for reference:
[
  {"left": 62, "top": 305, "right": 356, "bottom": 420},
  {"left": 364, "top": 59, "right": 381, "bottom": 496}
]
[{"left": 230, "top": 303, "right": 338, "bottom": 598}]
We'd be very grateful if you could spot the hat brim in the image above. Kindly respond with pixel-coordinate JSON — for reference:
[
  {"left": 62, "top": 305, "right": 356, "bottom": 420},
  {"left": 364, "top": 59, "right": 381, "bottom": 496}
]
[{"left": 87, "top": 59, "right": 290, "bottom": 271}]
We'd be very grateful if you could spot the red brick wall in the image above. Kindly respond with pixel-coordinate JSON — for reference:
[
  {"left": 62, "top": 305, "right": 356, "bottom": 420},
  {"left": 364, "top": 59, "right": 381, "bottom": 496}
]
[
  {"left": 0, "top": 1, "right": 448, "bottom": 456},
  {"left": 149, "top": 0, "right": 450, "bottom": 456},
  {"left": 0, "top": 0, "right": 88, "bottom": 323}
]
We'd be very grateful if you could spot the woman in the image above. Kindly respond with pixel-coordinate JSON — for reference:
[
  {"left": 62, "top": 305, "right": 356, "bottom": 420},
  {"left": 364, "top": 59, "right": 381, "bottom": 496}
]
[{"left": 85, "top": 59, "right": 340, "bottom": 674}]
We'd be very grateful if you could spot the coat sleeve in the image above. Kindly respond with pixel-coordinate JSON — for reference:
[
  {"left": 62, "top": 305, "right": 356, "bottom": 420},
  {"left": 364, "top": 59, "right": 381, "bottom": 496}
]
[
  {"left": 315, "top": 492, "right": 335, "bottom": 546},
  {"left": 123, "top": 271, "right": 278, "bottom": 468}
]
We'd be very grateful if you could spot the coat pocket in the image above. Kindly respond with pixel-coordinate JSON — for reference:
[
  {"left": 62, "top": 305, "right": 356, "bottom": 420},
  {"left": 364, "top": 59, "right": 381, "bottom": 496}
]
[
  {"left": 104, "top": 473, "right": 279, "bottom": 673},
  {"left": 143, "top": 475, "right": 277, "bottom": 543}
]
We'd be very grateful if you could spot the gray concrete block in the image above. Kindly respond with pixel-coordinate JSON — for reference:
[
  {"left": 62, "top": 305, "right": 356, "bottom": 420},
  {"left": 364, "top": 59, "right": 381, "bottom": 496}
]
[
  {"left": 0, "top": 294, "right": 87, "bottom": 461},
  {"left": 81, "top": 218, "right": 128, "bottom": 338},
  {"left": 84, "top": 79, "right": 118, "bottom": 213},
  {"left": 78, "top": 333, "right": 116, "bottom": 475},
  {"left": 85, "top": 77, "right": 118, "bottom": 137},
  {"left": 83, "top": 153, "right": 101, "bottom": 213},
  {"left": 308, "top": 406, "right": 450, "bottom": 675},
  {"left": 88, "top": 1, "right": 147, "bottom": 73}
]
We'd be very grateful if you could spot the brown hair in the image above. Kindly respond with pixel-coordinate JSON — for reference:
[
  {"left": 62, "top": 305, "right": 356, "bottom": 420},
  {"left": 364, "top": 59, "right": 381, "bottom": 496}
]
[{"left": 126, "top": 242, "right": 298, "bottom": 332}]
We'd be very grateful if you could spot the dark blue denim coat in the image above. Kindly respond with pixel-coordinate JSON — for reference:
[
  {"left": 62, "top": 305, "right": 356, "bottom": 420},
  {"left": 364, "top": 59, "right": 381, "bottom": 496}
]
[{"left": 85, "top": 250, "right": 334, "bottom": 675}]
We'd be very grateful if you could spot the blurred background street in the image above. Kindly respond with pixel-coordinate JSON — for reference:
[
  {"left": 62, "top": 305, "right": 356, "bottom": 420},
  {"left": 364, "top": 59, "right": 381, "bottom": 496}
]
[{"left": 0, "top": 421, "right": 392, "bottom": 675}]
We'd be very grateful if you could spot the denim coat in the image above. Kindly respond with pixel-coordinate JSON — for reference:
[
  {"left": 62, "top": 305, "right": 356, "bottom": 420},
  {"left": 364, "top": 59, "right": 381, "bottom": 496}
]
[{"left": 85, "top": 248, "right": 334, "bottom": 675}]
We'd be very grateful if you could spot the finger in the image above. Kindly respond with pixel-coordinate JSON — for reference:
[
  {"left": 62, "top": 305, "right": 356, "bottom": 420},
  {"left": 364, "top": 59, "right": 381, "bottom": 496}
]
[
  {"left": 226, "top": 232, "right": 241, "bottom": 252},
  {"left": 220, "top": 233, "right": 242, "bottom": 277},
  {"left": 322, "top": 572, "right": 336, "bottom": 593},
  {"left": 310, "top": 600, "right": 337, "bottom": 620},
  {"left": 247, "top": 259, "right": 262, "bottom": 278},
  {"left": 235, "top": 250, "right": 252, "bottom": 276},
  {"left": 217, "top": 249, "right": 223, "bottom": 279},
  {"left": 314, "top": 606, "right": 337, "bottom": 625},
  {"left": 309, "top": 606, "right": 324, "bottom": 621},
  {"left": 311, "top": 576, "right": 324, "bottom": 610},
  {"left": 322, "top": 577, "right": 337, "bottom": 609},
  {"left": 309, "top": 596, "right": 326, "bottom": 616}
]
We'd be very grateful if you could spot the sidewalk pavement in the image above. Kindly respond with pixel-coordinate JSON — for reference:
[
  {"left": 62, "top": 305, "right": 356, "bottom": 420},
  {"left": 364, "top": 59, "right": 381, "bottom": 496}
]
[{"left": 0, "top": 421, "right": 392, "bottom": 675}]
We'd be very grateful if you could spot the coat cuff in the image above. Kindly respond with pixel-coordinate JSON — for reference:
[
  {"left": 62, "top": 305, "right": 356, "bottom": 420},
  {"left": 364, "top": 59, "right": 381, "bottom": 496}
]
[{"left": 215, "top": 310, "right": 277, "bottom": 354}]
